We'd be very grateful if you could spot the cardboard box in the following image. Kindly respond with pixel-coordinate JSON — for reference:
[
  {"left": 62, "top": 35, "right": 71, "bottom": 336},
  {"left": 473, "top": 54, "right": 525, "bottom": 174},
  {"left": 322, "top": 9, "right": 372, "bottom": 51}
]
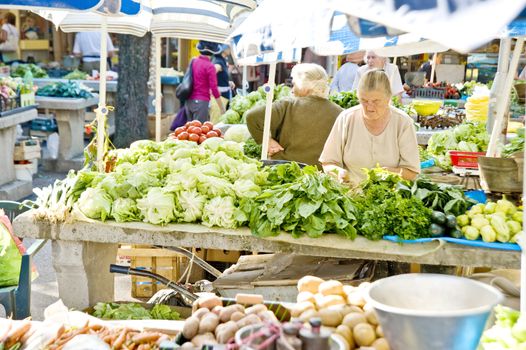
[{"left": 148, "top": 114, "right": 173, "bottom": 140}]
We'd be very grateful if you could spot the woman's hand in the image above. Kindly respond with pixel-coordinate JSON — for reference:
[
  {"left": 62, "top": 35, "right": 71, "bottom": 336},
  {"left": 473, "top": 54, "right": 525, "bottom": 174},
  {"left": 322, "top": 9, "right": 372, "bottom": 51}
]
[
  {"left": 268, "top": 138, "right": 284, "bottom": 157},
  {"left": 323, "top": 164, "right": 350, "bottom": 183},
  {"left": 383, "top": 167, "right": 418, "bottom": 180}
]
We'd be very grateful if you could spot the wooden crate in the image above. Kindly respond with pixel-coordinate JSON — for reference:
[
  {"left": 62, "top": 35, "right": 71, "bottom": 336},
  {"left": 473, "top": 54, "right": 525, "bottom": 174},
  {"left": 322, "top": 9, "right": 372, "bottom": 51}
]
[
  {"left": 204, "top": 249, "right": 241, "bottom": 263},
  {"left": 14, "top": 138, "right": 41, "bottom": 161},
  {"left": 117, "top": 245, "right": 205, "bottom": 299}
]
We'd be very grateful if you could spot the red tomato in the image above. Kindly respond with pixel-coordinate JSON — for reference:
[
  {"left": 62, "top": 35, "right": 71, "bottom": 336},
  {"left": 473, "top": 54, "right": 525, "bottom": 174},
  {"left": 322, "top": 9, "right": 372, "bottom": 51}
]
[
  {"left": 190, "top": 120, "right": 202, "bottom": 127},
  {"left": 174, "top": 127, "right": 185, "bottom": 136},
  {"left": 185, "top": 121, "right": 192, "bottom": 128},
  {"left": 213, "top": 128, "right": 222, "bottom": 136},
  {"left": 190, "top": 126, "right": 202, "bottom": 135},
  {"left": 177, "top": 132, "right": 189, "bottom": 140},
  {"left": 199, "top": 135, "right": 207, "bottom": 144},
  {"left": 188, "top": 133, "right": 200, "bottom": 142},
  {"left": 206, "top": 131, "right": 218, "bottom": 138},
  {"left": 203, "top": 121, "right": 214, "bottom": 130},
  {"left": 201, "top": 125, "right": 210, "bottom": 133}
]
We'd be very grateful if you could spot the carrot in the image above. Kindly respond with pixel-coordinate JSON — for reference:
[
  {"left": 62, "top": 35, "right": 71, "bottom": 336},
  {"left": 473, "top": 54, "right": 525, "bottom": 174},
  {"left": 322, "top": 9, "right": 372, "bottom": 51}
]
[
  {"left": 5, "top": 322, "right": 31, "bottom": 348},
  {"left": 0, "top": 322, "right": 12, "bottom": 342},
  {"left": 131, "top": 333, "right": 160, "bottom": 344},
  {"left": 46, "top": 325, "right": 65, "bottom": 347},
  {"left": 112, "top": 328, "right": 128, "bottom": 350}
]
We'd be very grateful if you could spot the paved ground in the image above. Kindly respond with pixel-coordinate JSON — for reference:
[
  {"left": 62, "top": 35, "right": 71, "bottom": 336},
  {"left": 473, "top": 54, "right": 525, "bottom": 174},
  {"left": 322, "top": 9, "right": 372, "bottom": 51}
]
[{"left": 1, "top": 168, "right": 139, "bottom": 321}]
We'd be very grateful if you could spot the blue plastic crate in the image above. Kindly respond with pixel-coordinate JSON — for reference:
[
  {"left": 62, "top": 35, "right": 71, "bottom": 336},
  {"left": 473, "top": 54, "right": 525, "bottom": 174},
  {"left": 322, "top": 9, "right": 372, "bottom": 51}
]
[{"left": 30, "top": 118, "right": 58, "bottom": 132}]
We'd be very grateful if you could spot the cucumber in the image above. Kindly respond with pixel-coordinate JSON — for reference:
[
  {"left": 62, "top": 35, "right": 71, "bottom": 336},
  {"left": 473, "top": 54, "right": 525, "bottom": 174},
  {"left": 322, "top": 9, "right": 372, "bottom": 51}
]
[
  {"left": 445, "top": 214, "right": 457, "bottom": 229},
  {"left": 429, "top": 223, "right": 445, "bottom": 237},
  {"left": 431, "top": 211, "right": 447, "bottom": 225},
  {"left": 449, "top": 226, "right": 463, "bottom": 239}
]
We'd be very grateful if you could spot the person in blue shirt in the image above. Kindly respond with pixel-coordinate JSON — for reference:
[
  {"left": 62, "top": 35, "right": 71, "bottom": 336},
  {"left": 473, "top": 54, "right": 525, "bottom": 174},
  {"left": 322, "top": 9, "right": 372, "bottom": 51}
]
[
  {"left": 213, "top": 44, "right": 235, "bottom": 102},
  {"left": 330, "top": 54, "right": 359, "bottom": 93}
]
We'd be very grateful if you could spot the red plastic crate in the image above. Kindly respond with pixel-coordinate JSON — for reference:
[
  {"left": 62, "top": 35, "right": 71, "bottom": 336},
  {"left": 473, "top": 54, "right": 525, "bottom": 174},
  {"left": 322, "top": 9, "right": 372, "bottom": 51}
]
[{"left": 448, "top": 151, "right": 486, "bottom": 168}]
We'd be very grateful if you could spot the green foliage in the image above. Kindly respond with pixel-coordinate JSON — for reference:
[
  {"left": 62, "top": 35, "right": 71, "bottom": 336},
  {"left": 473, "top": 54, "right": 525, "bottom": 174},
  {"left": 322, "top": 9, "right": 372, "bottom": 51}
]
[
  {"left": 92, "top": 302, "right": 180, "bottom": 320},
  {"left": 329, "top": 90, "right": 359, "bottom": 109},
  {"left": 36, "top": 81, "right": 94, "bottom": 98}
]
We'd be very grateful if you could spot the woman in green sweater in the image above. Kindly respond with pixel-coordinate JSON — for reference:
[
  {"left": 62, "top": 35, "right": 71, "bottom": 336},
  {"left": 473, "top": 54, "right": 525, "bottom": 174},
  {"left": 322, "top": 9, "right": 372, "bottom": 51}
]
[{"left": 246, "top": 63, "right": 343, "bottom": 167}]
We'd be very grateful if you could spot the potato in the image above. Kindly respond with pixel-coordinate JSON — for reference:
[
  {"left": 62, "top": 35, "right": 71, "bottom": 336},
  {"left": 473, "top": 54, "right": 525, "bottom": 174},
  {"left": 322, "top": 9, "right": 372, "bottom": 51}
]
[
  {"left": 245, "top": 304, "right": 267, "bottom": 315},
  {"left": 199, "top": 313, "right": 220, "bottom": 334},
  {"left": 197, "top": 294, "right": 222, "bottom": 310},
  {"left": 371, "top": 338, "right": 390, "bottom": 350},
  {"left": 230, "top": 311, "right": 245, "bottom": 322},
  {"left": 339, "top": 306, "right": 364, "bottom": 317},
  {"left": 259, "top": 310, "right": 279, "bottom": 323},
  {"left": 215, "top": 321, "right": 238, "bottom": 344},
  {"left": 353, "top": 323, "right": 376, "bottom": 347},
  {"left": 236, "top": 314, "right": 262, "bottom": 328},
  {"left": 297, "top": 291, "right": 316, "bottom": 304},
  {"left": 192, "top": 332, "right": 217, "bottom": 347},
  {"left": 343, "top": 285, "right": 356, "bottom": 295},
  {"left": 317, "top": 295, "right": 346, "bottom": 309},
  {"left": 347, "top": 291, "right": 366, "bottom": 307},
  {"left": 299, "top": 309, "right": 319, "bottom": 323},
  {"left": 212, "top": 305, "right": 224, "bottom": 316},
  {"left": 342, "top": 313, "right": 367, "bottom": 330},
  {"left": 193, "top": 308, "right": 211, "bottom": 320},
  {"left": 364, "top": 309, "right": 378, "bottom": 326},
  {"left": 290, "top": 301, "right": 315, "bottom": 318},
  {"left": 319, "top": 280, "right": 344, "bottom": 296},
  {"left": 219, "top": 304, "right": 244, "bottom": 322},
  {"left": 181, "top": 342, "right": 194, "bottom": 349},
  {"left": 318, "top": 308, "right": 343, "bottom": 327},
  {"left": 182, "top": 316, "right": 200, "bottom": 340},
  {"left": 331, "top": 333, "right": 351, "bottom": 350},
  {"left": 376, "top": 325, "right": 384, "bottom": 338},
  {"left": 298, "top": 275, "right": 324, "bottom": 293},
  {"left": 336, "top": 325, "right": 353, "bottom": 345}
]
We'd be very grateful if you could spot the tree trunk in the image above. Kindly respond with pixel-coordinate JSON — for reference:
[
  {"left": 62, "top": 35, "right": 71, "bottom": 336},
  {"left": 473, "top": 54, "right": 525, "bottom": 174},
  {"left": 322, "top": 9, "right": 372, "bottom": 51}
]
[{"left": 113, "top": 33, "right": 151, "bottom": 148}]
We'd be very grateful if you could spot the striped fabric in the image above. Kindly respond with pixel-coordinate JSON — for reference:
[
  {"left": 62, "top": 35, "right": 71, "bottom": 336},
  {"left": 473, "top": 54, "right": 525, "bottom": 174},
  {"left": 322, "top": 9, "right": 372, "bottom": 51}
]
[
  {"left": 0, "top": 0, "right": 102, "bottom": 11},
  {"left": 37, "top": 0, "right": 256, "bottom": 41}
]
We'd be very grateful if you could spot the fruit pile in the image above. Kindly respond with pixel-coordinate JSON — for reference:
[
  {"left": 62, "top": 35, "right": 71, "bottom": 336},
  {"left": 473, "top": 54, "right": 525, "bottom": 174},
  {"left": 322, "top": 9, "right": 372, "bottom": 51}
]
[
  {"left": 456, "top": 197, "right": 523, "bottom": 243},
  {"left": 169, "top": 121, "right": 222, "bottom": 144}
]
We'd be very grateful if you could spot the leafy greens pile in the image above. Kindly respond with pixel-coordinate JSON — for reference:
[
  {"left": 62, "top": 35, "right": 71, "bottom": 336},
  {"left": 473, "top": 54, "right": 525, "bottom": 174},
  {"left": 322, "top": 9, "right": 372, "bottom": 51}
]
[
  {"left": 63, "top": 69, "right": 89, "bottom": 80},
  {"left": 353, "top": 168, "right": 432, "bottom": 241},
  {"left": 31, "top": 139, "right": 358, "bottom": 240},
  {"left": 11, "top": 63, "right": 48, "bottom": 78},
  {"left": 427, "top": 122, "right": 489, "bottom": 169},
  {"left": 92, "top": 302, "right": 180, "bottom": 320},
  {"left": 329, "top": 90, "right": 359, "bottom": 109},
  {"left": 503, "top": 128, "right": 524, "bottom": 158},
  {"left": 36, "top": 81, "right": 94, "bottom": 99},
  {"left": 479, "top": 305, "right": 526, "bottom": 349},
  {"left": 219, "top": 84, "right": 291, "bottom": 124}
]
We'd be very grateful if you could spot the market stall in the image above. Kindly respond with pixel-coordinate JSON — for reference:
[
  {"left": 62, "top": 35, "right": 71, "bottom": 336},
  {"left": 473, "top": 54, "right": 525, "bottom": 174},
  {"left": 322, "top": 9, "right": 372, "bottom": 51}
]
[
  {"left": 35, "top": 94, "right": 98, "bottom": 171},
  {"left": 0, "top": 107, "right": 37, "bottom": 200}
]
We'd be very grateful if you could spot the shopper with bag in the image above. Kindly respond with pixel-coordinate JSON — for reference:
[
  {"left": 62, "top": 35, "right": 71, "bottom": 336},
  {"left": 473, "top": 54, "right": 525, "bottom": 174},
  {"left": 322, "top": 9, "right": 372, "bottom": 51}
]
[
  {"left": 178, "top": 41, "right": 225, "bottom": 123},
  {"left": 0, "top": 12, "right": 19, "bottom": 63}
]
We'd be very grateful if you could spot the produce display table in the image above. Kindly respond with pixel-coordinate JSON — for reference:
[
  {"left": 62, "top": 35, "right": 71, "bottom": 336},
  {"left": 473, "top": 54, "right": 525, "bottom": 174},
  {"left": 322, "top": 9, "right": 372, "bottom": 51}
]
[
  {"left": 0, "top": 107, "right": 38, "bottom": 200},
  {"left": 402, "top": 97, "right": 466, "bottom": 108},
  {"left": 36, "top": 95, "right": 99, "bottom": 172},
  {"left": 13, "top": 212, "right": 520, "bottom": 310},
  {"left": 33, "top": 78, "right": 118, "bottom": 93}
]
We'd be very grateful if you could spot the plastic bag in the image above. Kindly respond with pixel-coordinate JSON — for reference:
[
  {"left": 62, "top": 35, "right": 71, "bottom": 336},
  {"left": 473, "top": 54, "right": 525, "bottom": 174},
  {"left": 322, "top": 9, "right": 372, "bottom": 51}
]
[{"left": 0, "top": 214, "right": 22, "bottom": 287}]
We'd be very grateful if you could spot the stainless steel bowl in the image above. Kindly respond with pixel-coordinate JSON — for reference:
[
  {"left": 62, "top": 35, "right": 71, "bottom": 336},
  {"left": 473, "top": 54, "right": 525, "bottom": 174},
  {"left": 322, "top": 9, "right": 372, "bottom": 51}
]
[{"left": 366, "top": 273, "right": 504, "bottom": 350}]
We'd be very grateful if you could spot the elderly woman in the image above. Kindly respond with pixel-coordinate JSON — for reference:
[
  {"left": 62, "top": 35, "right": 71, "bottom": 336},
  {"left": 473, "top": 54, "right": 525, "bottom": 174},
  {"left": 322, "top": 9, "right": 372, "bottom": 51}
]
[
  {"left": 320, "top": 69, "right": 420, "bottom": 185},
  {"left": 246, "top": 63, "right": 343, "bottom": 167},
  {"left": 352, "top": 50, "right": 404, "bottom": 96}
]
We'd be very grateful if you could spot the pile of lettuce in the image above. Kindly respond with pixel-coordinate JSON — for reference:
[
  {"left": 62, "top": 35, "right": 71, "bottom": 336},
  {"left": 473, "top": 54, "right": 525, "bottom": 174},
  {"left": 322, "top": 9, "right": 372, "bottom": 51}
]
[
  {"left": 31, "top": 138, "right": 358, "bottom": 240},
  {"left": 219, "top": 84, "right": 291, "bottom": 124},
  {"left": 427, "top": 122, "right": 489, "bottom": 169},
  {"left": 480, "top": 305, "right": 526, "bottom": 349},
  {"left": 92, "top": 302, "right": 180, "bottom": 320}
]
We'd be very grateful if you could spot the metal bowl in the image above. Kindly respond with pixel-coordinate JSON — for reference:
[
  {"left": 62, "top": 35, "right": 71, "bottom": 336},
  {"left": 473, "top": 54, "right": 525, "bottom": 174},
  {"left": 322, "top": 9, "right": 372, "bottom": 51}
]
[
  {"left": 261, "top": 160, "right": 308, "bottom": 168},
  {"left": 366, "top": 273, "right": 503, "bottom": 350}
]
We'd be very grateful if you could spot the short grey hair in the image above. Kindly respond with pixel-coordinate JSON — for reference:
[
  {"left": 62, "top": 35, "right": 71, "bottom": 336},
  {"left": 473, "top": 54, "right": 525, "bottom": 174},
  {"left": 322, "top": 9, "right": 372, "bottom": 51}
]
[
  {"left": 357, "top": 69, "right": 392, "bottom": 97},
  {"left": 291, "top": 63, "right": 329, "bottom": 99}
]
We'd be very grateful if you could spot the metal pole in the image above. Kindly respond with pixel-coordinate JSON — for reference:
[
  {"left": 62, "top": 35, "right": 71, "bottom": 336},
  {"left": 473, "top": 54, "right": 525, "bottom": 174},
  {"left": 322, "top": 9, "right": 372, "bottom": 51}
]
[
  {"left": 155, "top": 36, "right": 162, "bottom": 142},
  {"left": 242, "top": 65, "right": 248, "bottom": 95},
  {"left": 487, "top": 37, "right": 524, "bottom": 157},
  {"left": 260, "top": 62, "right": 277, "bottom": 160},
  {"left": 430, "top": 53, "right": 437, "bottom": 84},
  {"left": 96, "top": 16, "right": 108, "bottom": 172}
]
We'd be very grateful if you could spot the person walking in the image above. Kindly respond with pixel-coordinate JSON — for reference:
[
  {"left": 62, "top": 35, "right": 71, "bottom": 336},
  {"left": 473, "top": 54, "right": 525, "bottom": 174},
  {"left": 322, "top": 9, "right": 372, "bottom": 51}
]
[{"left": 73, "top": 31, "right": 115, "bottom": 73}]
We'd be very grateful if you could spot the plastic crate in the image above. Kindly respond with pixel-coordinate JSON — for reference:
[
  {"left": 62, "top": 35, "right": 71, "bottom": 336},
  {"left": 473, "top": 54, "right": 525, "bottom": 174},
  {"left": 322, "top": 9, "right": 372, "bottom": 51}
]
[
  {"left": 30, "top": 118, "right": 58, "bottom": 132},
  {"left": 413, "top": 87, "right": 446, "bottom": 99},
  {"left": 449, "top": 151, "right": 486, "bottom": 169}
]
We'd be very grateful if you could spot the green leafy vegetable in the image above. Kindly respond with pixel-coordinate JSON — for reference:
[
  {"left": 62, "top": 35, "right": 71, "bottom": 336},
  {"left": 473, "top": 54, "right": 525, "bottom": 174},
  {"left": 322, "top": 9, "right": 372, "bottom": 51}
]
[
  {"left": 37, "top": 81, "right": 93, "bottom": 98},
  {"left": 63, "top": 69, "right": 89, "bottom": 80},
  {"left": 11, "top": 63, "right": 48, "bottom": 78},
  {"left": 503, "top": 128, "right": 525, "bottom": 158},
  {"left": 92, "top": 302, "right": 180, "bottom": 320},
  {"left": 329, "top": 90, "right": 358, "bottom": 109},
  {"left": 243, "top": 138, "right": 262, "bottom": 159}
]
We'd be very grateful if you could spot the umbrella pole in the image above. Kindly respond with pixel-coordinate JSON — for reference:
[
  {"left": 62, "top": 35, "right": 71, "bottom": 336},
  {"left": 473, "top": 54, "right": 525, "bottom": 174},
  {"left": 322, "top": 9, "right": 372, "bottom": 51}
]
[
  {"left": 260, "top": 62, "right": 277, "bottom": 160},
  {"left": 155, "top": 35, "right": 162, "bottom": 142},
  {"left": 487, "top": 37, "right": 524, "bottom": 157},
  {"left": 488, "top": 38, "right": 511, "bottom": 134},
  {"left": 242, "top": 65, "right": 248, "bottom": 95},
  {"left": 96, "top": 16, "right": 108, "bottom": 172},
  {"left": 430, "top": 52, "right": 437, "bottom": 84}
]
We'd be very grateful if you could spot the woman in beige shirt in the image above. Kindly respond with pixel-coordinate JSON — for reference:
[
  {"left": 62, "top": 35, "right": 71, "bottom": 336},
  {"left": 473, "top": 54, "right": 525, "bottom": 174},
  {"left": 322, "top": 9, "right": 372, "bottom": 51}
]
[{"left": 319, "top": 69, "right": 420, "bottom": 185}]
